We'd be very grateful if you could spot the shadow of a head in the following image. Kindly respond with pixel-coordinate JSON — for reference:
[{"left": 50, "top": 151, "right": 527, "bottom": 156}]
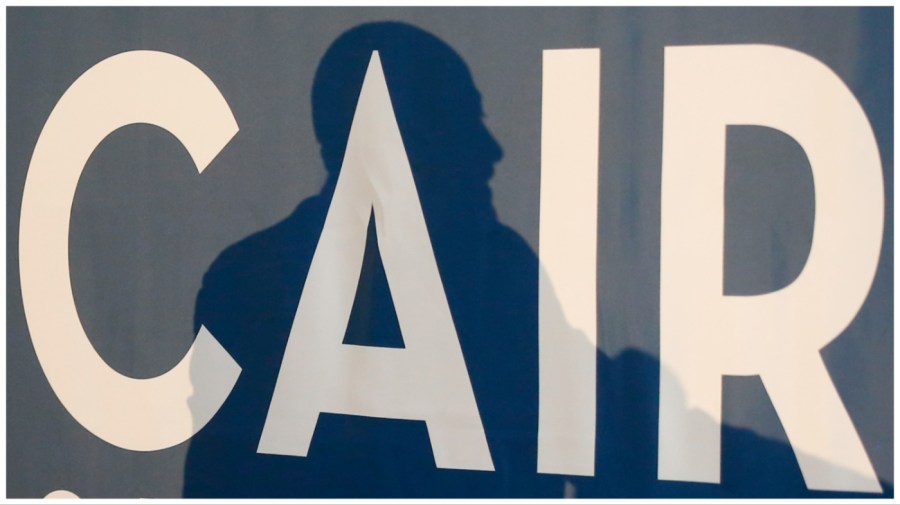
[{"left": 312, "top": 22, "right": 502, "bottom": 219}]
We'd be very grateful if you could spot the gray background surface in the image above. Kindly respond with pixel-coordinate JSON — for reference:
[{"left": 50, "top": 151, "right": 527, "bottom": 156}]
[{"left": 7, "top": 7, "right": 892, "bottom": 497}]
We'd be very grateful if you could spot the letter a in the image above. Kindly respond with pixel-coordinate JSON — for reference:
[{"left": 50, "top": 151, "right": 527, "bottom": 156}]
[{"left": 258, "top": 52, "right": 494, "bottom": 471}]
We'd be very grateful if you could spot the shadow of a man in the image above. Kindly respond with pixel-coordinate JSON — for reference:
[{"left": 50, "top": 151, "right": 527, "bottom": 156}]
[{"left": 183, "top": 21, "right": 561, "bottom": 498}]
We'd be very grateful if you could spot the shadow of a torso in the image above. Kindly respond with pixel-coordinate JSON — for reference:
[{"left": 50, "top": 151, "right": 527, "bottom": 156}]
[{"left": 183, "top": 180, "right": 557, "bottom": 497}]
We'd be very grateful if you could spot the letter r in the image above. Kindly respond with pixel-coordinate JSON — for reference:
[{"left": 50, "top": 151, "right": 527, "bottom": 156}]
[{"left": 659, "top": 45, "right": 883, "bottom": 493}]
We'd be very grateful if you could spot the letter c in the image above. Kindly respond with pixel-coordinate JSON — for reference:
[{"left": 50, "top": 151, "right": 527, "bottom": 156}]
[{"left": 19, "top": 51, "right": 241, "bottom": 451}]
